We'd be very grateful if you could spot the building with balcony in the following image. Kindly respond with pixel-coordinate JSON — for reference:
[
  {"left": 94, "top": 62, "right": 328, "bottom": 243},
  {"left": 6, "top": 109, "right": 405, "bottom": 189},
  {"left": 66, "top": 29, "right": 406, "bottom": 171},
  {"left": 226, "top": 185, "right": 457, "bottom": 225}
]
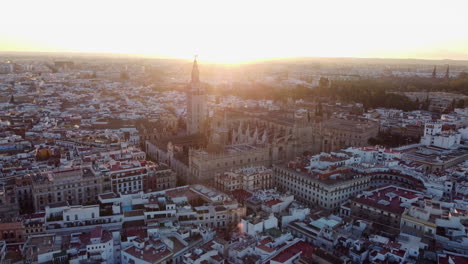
[
  {"left": 31, "top": 166, "right": 105, "bottom": 211},
  {"left": 214, "top": 166, "right": 273, "bottom": 192},
  {"left": 103, "top": 160, "right": 153, "bottom": 194},
  {"left": 274, "top": 160, "right": 371, "bottom": 210}
]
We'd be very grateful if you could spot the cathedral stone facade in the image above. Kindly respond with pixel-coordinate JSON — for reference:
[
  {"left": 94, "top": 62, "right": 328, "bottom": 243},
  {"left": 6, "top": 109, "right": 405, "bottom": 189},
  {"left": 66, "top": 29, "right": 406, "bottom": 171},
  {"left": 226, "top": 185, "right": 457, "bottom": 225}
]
[{"left": 145, "top": 57, "right": 378, "bottom": 185}]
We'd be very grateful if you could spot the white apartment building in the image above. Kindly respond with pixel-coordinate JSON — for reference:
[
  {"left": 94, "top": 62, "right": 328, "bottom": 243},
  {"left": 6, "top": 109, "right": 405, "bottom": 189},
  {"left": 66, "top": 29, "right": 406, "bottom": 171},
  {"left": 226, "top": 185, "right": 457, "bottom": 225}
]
[
  {"left": 344, "top": 146, "right": 402, "bottom": 164},
  {"left": 44, "top": 203, "right": 123, "bottom": 230},
  {"left": 420, "top": 122, "right": 461, "bottom": 149},
  {"left": 68, "top": 227, "right": 116, "bottom": 264},
  {"left": 241, "top": 214, "right": 278, "bottom": 235},
  {"left": 274, "top": 164, "right": 371, "bottom": 210}
]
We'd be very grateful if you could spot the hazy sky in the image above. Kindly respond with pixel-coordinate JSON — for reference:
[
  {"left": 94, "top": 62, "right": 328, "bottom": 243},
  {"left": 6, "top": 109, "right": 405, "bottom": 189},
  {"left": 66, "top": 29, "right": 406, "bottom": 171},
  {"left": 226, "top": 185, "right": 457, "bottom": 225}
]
[{"left": 1, "top": 0, "right": 468, "bottom": 63}]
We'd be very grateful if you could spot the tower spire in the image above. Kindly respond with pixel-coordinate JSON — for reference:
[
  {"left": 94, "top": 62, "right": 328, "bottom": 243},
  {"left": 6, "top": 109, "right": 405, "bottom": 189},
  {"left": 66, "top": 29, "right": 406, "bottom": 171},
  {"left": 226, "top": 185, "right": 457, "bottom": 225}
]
[
  {"left": 187, "top": 54, "right": 206, "bottom": 135},
  {"left": 191, "top": 55, "right": 200, "bottom": 83},
  {"left": 445, "top": 65, "right": 450, "bottom": 80},
  {"left": 432, "top": 66, "right": 437, "bottom": 79}
]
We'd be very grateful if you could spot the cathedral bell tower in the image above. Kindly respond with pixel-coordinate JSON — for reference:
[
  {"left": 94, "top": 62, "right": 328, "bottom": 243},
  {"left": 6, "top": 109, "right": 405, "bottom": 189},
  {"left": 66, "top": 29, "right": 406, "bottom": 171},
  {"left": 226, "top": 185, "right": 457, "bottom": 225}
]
[{"left": 187, "top": 56, "right": 207, "bottom": 135}]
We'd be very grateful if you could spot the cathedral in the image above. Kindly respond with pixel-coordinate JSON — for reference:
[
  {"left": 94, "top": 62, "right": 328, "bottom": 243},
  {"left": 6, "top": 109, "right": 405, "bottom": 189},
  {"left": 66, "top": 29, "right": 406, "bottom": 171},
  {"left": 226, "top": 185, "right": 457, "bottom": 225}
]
[
  {"left": 144, "top": 57, "right": 378, "bottom": 185},
  {"left": 145, "top": 57, "right": 323, "bottom": 185}
]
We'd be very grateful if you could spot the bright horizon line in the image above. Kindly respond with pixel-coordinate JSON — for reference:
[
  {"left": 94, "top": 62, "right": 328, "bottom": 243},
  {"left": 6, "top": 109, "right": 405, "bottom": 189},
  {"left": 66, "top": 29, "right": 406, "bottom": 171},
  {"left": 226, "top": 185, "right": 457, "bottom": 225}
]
[
  {"left": 2, "top": 0, "right": 468, "bottom": 64},
  {"left": 1, "top": 49, "right": 466, "bottom": 65}
]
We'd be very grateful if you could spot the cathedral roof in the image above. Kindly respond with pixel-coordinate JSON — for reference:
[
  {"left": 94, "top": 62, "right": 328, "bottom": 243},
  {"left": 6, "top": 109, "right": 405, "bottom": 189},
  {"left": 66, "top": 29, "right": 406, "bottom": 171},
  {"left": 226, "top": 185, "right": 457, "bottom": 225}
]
[{"left": 150, "top": 133, "right": 206, "bottom": 151}]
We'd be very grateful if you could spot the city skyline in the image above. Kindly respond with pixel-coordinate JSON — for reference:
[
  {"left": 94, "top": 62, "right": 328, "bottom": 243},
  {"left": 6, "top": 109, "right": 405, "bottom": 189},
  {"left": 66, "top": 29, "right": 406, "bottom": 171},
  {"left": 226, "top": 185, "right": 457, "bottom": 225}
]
[
  {"left": 1, "top": 0, "right": 468, "bottom": 63},
  {"left": 2, "top": 1, "right": 468, "bottom": 263}
]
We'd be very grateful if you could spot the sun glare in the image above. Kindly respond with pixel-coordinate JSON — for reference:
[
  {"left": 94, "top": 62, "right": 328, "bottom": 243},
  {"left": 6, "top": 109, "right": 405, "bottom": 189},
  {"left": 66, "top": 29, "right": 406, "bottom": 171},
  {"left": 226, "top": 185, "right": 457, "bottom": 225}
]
[{"left": 0, "top": 0, "right": 468, "bottom": 62}]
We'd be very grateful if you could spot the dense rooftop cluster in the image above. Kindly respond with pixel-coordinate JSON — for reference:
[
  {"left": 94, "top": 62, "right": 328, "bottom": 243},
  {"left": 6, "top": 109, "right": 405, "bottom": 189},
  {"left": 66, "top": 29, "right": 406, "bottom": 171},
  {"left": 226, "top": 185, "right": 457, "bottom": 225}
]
[{"left": 0, "top": 56, "right": 467, "bottom": 263}]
